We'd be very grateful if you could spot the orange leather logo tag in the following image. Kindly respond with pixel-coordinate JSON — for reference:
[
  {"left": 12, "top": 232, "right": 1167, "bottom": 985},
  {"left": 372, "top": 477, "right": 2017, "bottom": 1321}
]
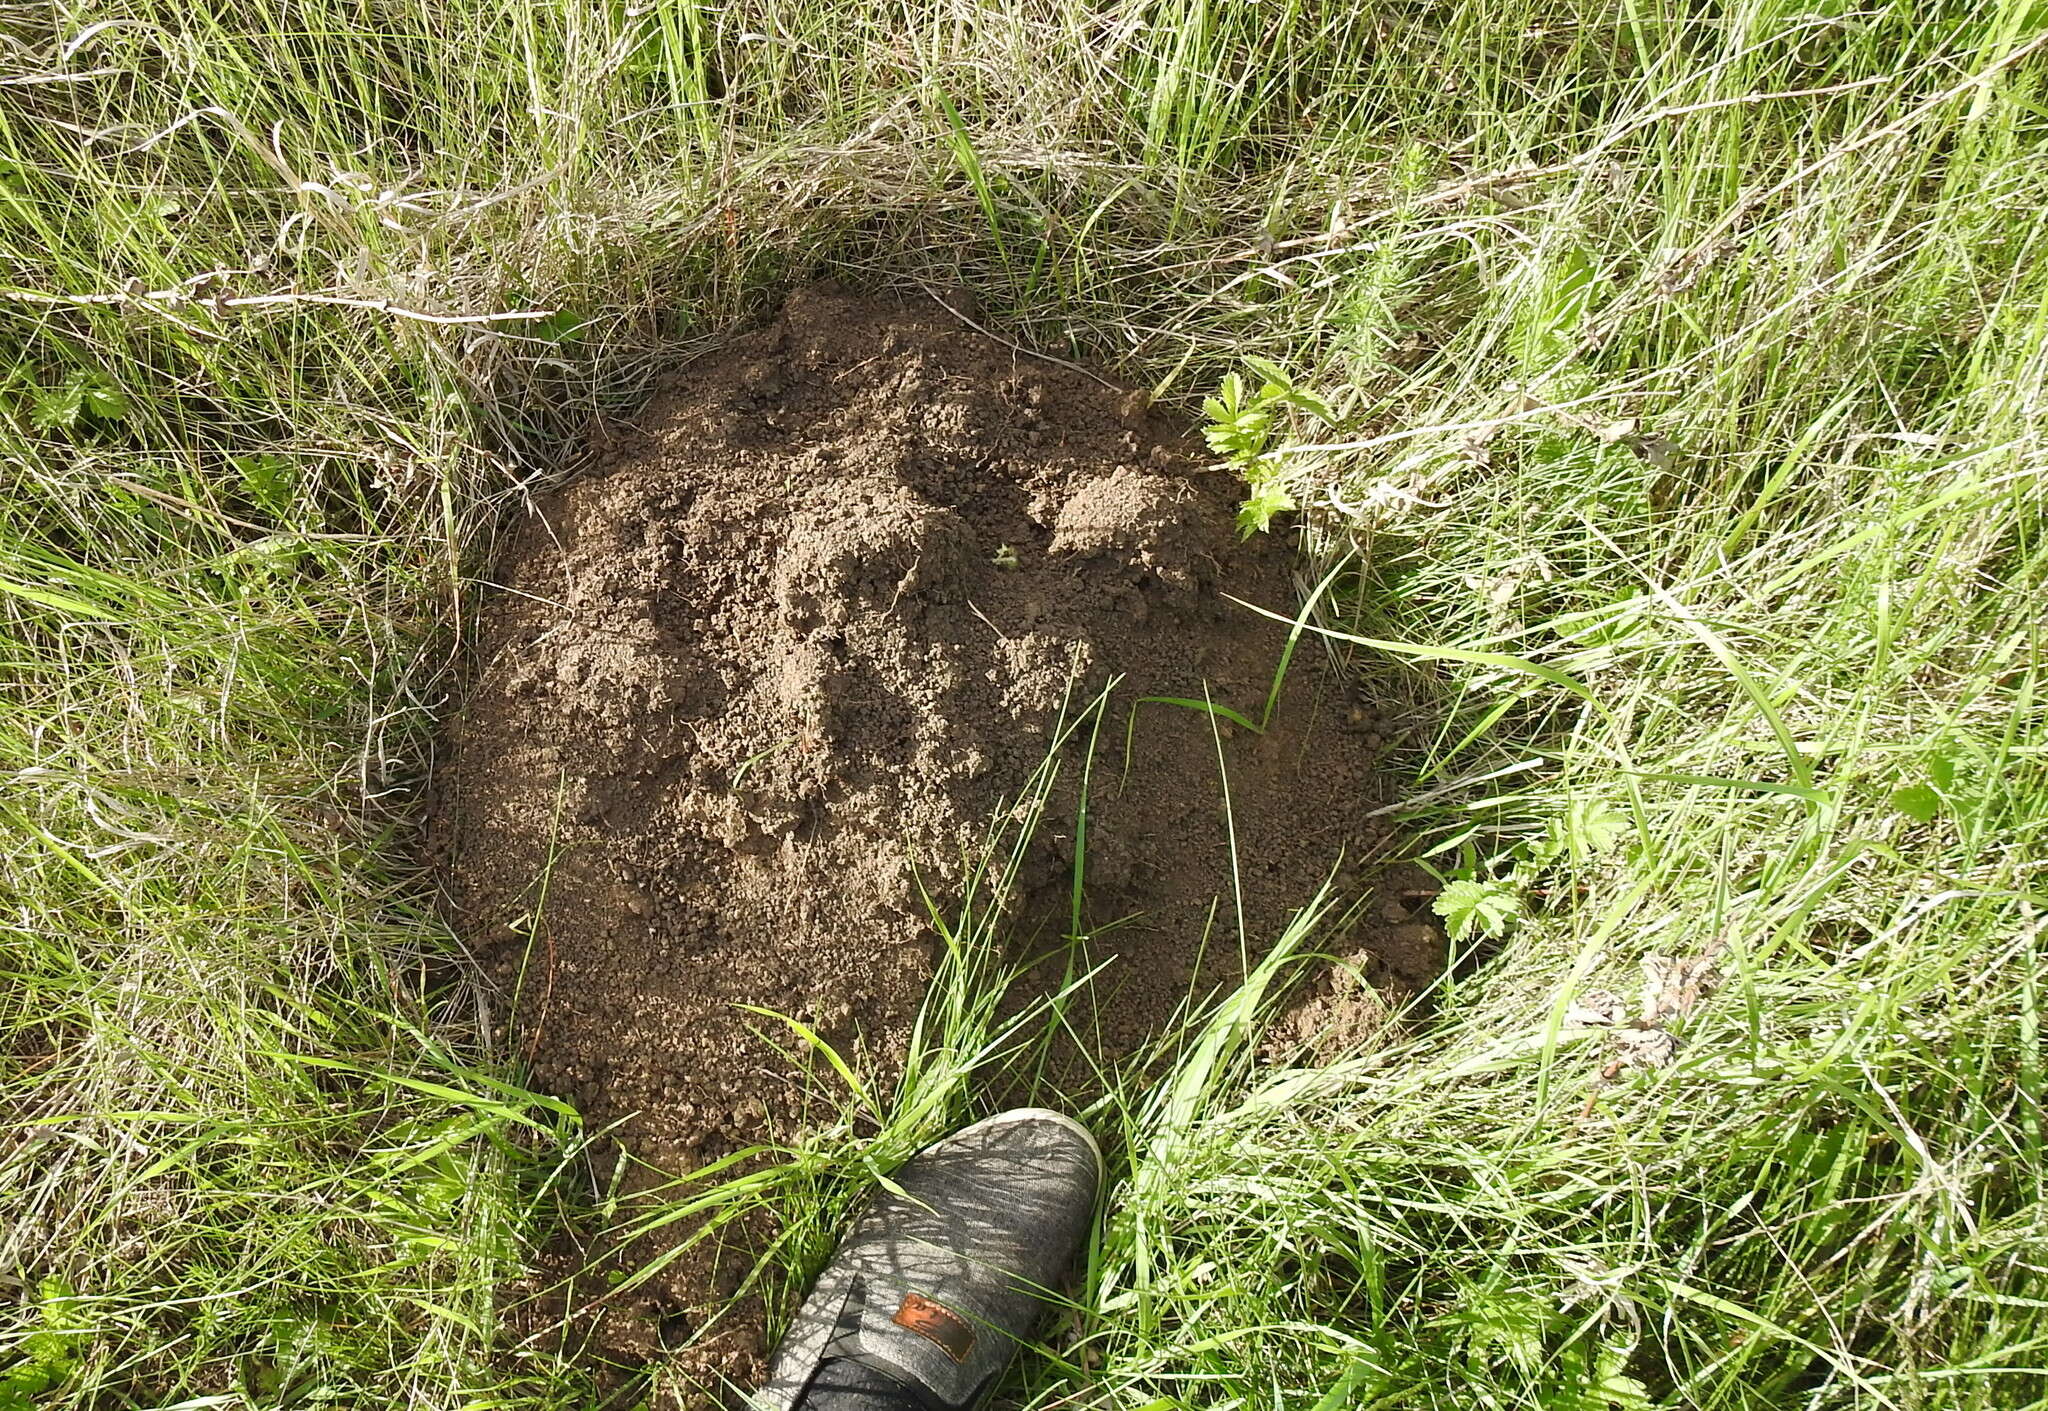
[{"left": 892, "top": 1291, "right": 976, "bottom": 1363}]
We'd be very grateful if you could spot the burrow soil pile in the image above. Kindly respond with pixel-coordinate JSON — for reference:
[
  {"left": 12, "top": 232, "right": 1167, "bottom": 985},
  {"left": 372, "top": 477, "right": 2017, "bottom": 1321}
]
[{"left": 429, "top": 286, "right": 1441, "bottom": 1394}]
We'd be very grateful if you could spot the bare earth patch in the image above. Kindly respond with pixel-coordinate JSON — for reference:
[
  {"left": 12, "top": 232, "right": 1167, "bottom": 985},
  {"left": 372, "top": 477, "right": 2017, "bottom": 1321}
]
[{"left": 428, "top": 286, "right": 1440, "bottom": 1398}]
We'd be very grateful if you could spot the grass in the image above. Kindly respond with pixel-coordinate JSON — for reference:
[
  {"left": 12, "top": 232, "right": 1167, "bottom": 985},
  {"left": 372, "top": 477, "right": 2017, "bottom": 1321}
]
[{"left": 3, "top": 0, "right": 2046, "bottom": 1406}]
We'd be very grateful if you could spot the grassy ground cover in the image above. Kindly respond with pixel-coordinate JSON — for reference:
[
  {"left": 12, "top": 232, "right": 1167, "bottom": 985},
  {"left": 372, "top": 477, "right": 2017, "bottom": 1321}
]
[{"left": 3, "top": 0, "right": 2044, "bottom": 1407}]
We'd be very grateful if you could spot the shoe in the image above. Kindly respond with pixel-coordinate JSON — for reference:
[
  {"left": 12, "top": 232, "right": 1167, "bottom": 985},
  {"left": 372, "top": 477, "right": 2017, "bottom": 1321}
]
[{"left": 752, "top": 1108, "right": 1104, "bottom": 1411}]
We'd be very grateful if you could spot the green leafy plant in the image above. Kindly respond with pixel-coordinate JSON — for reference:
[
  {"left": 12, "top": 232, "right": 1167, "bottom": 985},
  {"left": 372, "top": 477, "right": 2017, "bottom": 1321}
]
[
  {"left": 25, "top": 369, "right": 130, "bottom": 432},
  {"left": 1234, "top": 476, "right": 1298, "bottom": 538},
  {"left": 1889, "top": 782, "right": 1942, "bottom": 824},
  {"left": 1432, "top": 876, "right": 1522, "bottom": 941},
  {"left": 1554, "top": 797, "right": 1630, "bottom": 867},
  {"left": 0, "top": 1279, "right": 88, "bottom": 1410},
  {"left": 1200, "top": 371, "right": 1275, "bottom": 460},
  {"left": 1445, "top": 1282, "right": 1650, "bottom": 1410},
  {"left": 1201, "top": 355, "right": 1335, "bottom": 537},
  {"left": 1432, "top": 798, "right": 1631, "bottom": 942}
]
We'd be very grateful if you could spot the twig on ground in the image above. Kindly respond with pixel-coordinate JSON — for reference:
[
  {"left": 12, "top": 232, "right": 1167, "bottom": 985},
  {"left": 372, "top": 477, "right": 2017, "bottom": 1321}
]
[{"left": 3, "top": 282, "right": 555, "bottom": 327}]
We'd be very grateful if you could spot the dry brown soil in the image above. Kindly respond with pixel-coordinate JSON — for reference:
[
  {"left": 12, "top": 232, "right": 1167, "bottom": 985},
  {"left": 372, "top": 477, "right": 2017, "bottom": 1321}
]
[{"left": 428, "top": 285, "right": 1441, "bottom": 1401}]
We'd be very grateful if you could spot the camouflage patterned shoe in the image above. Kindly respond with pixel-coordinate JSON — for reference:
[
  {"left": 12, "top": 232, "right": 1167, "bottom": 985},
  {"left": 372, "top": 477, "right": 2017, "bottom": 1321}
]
[{"left": 753, "top": 1109, "right": 1103, "bottom": 1411}]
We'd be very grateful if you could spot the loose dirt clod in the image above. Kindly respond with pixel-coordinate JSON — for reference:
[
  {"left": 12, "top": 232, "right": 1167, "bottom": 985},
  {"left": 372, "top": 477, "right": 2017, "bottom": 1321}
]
[{"left": 429, "top": 286, "right": 1439, "bottom": 1397}]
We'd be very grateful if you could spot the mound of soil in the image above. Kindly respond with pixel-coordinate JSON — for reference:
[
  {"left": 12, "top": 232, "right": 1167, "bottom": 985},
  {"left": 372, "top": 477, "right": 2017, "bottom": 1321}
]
[{"left": 429, "top": 286, "right": 1440, "bottom": 1398}]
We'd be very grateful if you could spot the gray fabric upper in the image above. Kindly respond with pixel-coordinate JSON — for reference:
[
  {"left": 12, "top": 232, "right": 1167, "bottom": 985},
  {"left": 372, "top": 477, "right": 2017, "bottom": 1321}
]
[{"left": 753, "top": 1109, "right": 1102, "bottom": 1411}]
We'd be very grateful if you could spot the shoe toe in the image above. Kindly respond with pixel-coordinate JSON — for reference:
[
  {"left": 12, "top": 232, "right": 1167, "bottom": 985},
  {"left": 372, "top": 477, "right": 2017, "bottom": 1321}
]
[{"left": 754, "top": 1110, "right": 1102, "bottom": 1411}]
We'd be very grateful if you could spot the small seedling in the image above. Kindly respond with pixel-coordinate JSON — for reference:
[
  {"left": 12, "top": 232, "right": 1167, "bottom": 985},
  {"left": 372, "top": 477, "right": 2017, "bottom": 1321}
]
[{"left": 1200, "top": 356, "right": 1335, "bottom": 537}]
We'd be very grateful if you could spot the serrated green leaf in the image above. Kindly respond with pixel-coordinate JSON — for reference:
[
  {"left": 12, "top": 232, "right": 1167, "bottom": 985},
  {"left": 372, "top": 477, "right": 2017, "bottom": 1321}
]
[
  {"left": 1522, "top": 827, "right": 1567, "bottom": 870},
  {"left": 29, "top": 382, "right": 83, "bottom": 430},
  {"left": 1890, "top": 783, "right": 1941, "bottom": 824},
  {"left": 1565, "top": 798, "right": 1629, "bottom": 859},
  {"left": 235, "top": 453, "right": 296, "bottom": 513},
  {"left": 1927, "top": 751, "right": 1956, "bottom": 790},
  {"left": 1241, "top": 352, "right": 1293, "bottom": 391},
  {"left": 1204, "top": 407, "right": 1273, "bottom": 460},
  {"left": 80, "top": 376, "right": 130, "bottom": 420},
  {"left": 1280, "top": 386, "right": 1337, "bottom": 422},
  {"left": 1432, "top": 877, "right": 1521, "bottom": 940},
  {"left": 26, "top": 371, "right": 129, "bottom": 430},
  {"left": 1235, "top": 478, "right": 1296, "bottom": 537}
]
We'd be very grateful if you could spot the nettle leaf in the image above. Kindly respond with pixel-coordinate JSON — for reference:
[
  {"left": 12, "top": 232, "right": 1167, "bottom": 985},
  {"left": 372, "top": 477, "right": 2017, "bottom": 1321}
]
[
  {"left": 1432, "top": 877, "right": 1521, "bottom": 941},
  {"left": 1205, "top": 371, "right": 1247, "bottom": 417},
  {"left": 1205, "top": 410, "right": 1272, "bottom": 459},
  {"left": 79, "top": 374, "right": 130, "bottom": 420},
  {"left": 0, "top": 1359, "right": 70, "bottom": 1404},
  {"left": 1207, "top": 360, "right": 1335, "bottom": 530},
  {"left": 1203, "top": 375, "right": 1278, "bottom": 459},
  {"left": 1890, "top": 783, "right": 1941, "bottom": 824},
  {"left": 27, "top": 370, "right": 129, "bottom": 431},
  {"left": 1927, "top": 751, "right": 1956, "bottom": 790},
  {"left": 1233, "top": 356, "right": 1338, "bottom": 422},
  {"left": 28, "top": 381, "right": 85, "bottom": 430}
]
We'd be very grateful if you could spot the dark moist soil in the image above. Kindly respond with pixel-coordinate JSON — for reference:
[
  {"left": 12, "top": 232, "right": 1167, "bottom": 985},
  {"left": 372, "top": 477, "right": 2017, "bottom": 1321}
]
[{"left": 428, "top": 285, "right": 1442, "bottom": 1403}]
